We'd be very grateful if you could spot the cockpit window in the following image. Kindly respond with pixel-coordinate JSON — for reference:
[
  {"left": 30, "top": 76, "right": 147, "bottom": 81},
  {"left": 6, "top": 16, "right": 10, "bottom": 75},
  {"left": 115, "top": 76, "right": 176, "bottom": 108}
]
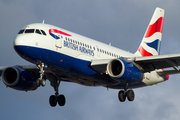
[
  {"left": 35, "top": 29, "right": 42, "bottom": 35},
  {"left": 18, "top": 29, "right": 25, "bottom": 34},
  {"left": 25, "top": 29, "right": 35, "bottom": 33},
  {"left": 18, "top": 28, "right": 46, "bottom": 36},
  {"left": 41, "top": 30, "right": 46, "bottom": 35}
]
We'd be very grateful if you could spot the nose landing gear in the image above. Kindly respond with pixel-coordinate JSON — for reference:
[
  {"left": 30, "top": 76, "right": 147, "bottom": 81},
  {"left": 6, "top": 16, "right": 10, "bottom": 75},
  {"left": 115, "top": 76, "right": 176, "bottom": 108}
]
[
  {"left": 36, "top": 63, "right": 66, "bottom": 107},
  {"left": 36, "top": 63, "right": 46, "bottom": 87}
]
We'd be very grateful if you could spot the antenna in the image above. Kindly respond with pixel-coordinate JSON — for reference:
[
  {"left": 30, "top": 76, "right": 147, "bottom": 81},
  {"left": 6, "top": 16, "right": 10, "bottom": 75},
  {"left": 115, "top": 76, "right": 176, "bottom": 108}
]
[{"left": 42, "top": 20, "right": 45, "bottom": 24}]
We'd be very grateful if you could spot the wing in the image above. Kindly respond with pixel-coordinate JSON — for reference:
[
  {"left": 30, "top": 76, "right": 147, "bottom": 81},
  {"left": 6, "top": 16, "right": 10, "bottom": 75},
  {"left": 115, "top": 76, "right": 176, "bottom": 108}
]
[
  {"left": 128, "top": 53, "right": 180, "bottom": 74},
  {"left": 91, "top": 53, "right": 180, "bottom": 76}
]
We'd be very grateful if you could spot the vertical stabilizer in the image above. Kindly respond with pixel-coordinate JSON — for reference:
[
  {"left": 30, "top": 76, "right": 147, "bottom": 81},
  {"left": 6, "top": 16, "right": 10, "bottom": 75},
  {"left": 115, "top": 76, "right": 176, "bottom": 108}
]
[{"left": 135, "top": 7, "right": 165, "bottom": 56}]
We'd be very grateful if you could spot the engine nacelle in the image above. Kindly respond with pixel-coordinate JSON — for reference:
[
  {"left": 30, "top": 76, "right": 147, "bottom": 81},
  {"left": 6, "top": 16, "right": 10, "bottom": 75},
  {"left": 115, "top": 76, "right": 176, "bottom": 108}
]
[
  {"left": 107, "top": 59, "right": 143, "bottom": 83},
  {"left": 2, "top": 66, "right": 38, "bottom": 91}
]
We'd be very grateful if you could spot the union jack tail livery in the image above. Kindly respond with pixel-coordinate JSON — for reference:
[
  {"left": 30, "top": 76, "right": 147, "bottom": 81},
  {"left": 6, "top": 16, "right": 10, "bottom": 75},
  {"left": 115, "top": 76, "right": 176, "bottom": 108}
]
[{"left": 135, "top": 7, "right": 164, "bottom": 56}]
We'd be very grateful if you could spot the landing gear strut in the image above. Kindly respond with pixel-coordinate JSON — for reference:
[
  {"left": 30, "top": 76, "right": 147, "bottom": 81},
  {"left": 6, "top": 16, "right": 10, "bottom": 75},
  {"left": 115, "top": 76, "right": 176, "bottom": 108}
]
[
  {"left": 36, "top": 63, "right": 66, "bottom": 107},
  {"left": 118, "top": 83, "right": 135, "bottom": 102},
  {"left": 49, "top": 79, "right": 66, "bottom": 107},
  {"left": 36, "top": 63, "right": 46, "bottom": 87}
]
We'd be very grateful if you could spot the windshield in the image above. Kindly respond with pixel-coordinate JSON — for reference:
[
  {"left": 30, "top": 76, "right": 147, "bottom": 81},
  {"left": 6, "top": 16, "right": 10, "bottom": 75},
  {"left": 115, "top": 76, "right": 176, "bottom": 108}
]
[{"left": 18, "top": 29, "right": 47, "bottom": 36}]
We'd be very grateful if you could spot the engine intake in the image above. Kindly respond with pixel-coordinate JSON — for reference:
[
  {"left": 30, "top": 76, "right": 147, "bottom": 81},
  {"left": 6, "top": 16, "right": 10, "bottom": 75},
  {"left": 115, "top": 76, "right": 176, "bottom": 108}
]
[
  {"left": 107, "top": 59, "right": 143, "bottom": 83},
  {"left": 2, "top": 66, "right": 38, "bottom": 91}
]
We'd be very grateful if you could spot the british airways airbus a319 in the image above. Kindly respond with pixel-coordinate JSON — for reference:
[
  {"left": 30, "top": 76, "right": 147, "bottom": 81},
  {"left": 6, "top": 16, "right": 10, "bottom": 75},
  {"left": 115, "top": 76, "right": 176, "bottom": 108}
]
[{"left": 1, "top": 7, "right": 180, "bottom": 107}]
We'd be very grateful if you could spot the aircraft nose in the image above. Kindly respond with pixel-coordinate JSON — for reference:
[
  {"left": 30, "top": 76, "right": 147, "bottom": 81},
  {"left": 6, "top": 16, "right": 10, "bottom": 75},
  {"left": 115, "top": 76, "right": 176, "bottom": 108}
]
[
  {"left": 13, "top": 35, "right": 29, "bottom": 47},
  {"left": 13, "top": 34, "right": 30, "bottom": 56}
]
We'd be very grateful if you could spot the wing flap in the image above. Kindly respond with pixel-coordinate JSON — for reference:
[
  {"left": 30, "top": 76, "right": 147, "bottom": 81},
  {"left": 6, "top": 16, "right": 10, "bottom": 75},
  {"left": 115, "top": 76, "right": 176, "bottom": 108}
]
[{"left": 156, "top": 69, "right": 180, "bottom": 75}]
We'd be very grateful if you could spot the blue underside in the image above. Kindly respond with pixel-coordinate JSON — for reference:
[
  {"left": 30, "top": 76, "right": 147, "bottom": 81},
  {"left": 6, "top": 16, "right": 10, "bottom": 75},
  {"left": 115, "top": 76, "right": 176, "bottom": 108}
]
[{"left": 14, "top": 45, "right": 146, "bottom": 89}]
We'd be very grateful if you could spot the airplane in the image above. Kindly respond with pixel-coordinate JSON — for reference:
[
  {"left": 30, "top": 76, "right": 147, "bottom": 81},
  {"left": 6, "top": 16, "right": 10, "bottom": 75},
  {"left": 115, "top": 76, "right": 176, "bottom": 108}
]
[{"left": 1, "top": 7, "right": 180, "bottom": 107}]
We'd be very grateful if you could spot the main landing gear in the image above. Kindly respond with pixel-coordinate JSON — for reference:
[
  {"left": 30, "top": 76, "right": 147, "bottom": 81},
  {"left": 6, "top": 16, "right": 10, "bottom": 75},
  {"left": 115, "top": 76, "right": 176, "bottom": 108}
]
[
  {"left": 118, "top": 83, "right": 135, "bottom": 102},
  {"left": 118, "top": 90, "right": 135, "bottom": 102},
  {"left": 36, "top": 63, "right": 66, "bottom": 107},
  {"left": 49, "top": 79, "right": 66, "bottom": 107}
]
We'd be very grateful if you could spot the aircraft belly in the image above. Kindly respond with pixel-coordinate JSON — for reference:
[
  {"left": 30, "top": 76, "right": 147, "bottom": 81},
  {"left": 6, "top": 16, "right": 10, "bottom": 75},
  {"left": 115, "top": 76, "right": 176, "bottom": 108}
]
[
  {"left": 14, "top": 45, "right": 150, "bottom": 89},
  {"left": 14, "top": 45, "right": 119, "bottom": 85},
  {"left": 107, "top": 82, "right": 147, "bottom": 89}
]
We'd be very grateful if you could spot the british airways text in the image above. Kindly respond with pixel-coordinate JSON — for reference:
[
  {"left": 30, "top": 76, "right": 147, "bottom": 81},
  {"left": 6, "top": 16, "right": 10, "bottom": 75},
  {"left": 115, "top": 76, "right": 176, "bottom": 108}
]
[{"left": 64, "top": 40, "right": 94, "bottom": 56}]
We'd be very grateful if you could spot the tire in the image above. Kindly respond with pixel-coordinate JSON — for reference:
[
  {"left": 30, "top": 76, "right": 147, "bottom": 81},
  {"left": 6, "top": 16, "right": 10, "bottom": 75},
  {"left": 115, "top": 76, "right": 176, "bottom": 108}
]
[
  {"left": 58, "top": 95, "right": 66, "bottom": 106},
  {"left": 36, "top": 79, "right": 40, "bottom": 87},
  {"left": 49, "top": 95, "right": 57, "bottom": 107},
  {"left": 118, "top": 90, "right": 126, "bottom": 102},
  {"left": 127, "top": 90, "right": 135, "bottom": 101},
  {"left": 41, "top": 79, "right": 46, "bottom": 87}
]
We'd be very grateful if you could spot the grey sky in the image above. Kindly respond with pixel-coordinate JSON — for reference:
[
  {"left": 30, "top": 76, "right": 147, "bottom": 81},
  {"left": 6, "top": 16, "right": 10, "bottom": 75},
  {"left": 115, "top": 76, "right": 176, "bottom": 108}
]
[{"left": 1, "top": 1, "right": 180, "bottom": 120}]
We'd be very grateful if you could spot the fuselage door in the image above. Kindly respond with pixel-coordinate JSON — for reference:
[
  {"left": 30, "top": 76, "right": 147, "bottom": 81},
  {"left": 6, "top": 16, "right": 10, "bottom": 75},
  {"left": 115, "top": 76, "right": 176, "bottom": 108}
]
[{"left": 55, "top": 34, "right": 62, "bottom": 48}]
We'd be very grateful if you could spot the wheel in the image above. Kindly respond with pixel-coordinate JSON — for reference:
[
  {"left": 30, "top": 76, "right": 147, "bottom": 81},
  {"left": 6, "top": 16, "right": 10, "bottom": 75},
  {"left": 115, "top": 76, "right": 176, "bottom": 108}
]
[
  {"left": 41, "top": 79, "right": 46, "bottom": 87},
  {"left": 36, "top": 79, "right": 46, "bottom": 87},
  {"left": 118, "top": 90, "right": 126, "bottom": 102},
  {"left": 58, "top": 94, "right": 66, "bottom": 106},
  {"left": 36, "top": 79, "right": 40, "bottom": 87},
  {"left": 127, "top": 90, "right": 135, "bottom": 101},
  {"left": 49, "top": 95, "right": 57, "bottom": 107}
]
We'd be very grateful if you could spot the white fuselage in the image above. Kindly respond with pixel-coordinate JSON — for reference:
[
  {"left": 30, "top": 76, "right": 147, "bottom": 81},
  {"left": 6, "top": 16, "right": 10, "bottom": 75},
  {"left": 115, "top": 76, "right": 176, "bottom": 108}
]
[{"left": 14, "top": 23, "right": 167, "bottom": 89}]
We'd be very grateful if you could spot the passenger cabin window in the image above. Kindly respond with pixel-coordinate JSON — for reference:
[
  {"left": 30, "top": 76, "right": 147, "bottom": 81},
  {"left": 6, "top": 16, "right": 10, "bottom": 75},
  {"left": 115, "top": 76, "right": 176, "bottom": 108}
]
[
  {"left": 35, "top": 29, "right": 42, "bottom": 35},
  {"left": 25, "top": 29, "right": 35, "bottom": 33},
  {"left": 18, "top": 29, "right": 25, "bottom": 34}
]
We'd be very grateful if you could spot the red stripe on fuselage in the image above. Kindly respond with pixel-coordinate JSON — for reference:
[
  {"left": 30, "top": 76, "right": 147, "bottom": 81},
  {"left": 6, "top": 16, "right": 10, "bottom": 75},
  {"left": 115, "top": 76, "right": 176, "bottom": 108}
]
[
  {"left": 145, "top": 17, "right": 164, "bottom": 38},
  {"left": 49, "top": 29, "right": 72, "bottom": 36}
]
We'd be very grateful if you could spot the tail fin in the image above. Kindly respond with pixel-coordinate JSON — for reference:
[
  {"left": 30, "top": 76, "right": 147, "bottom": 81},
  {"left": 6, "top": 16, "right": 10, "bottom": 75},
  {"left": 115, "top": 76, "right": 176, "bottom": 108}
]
[{"left": 135, "top": 7, "right": 165, "bottom": 56}]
